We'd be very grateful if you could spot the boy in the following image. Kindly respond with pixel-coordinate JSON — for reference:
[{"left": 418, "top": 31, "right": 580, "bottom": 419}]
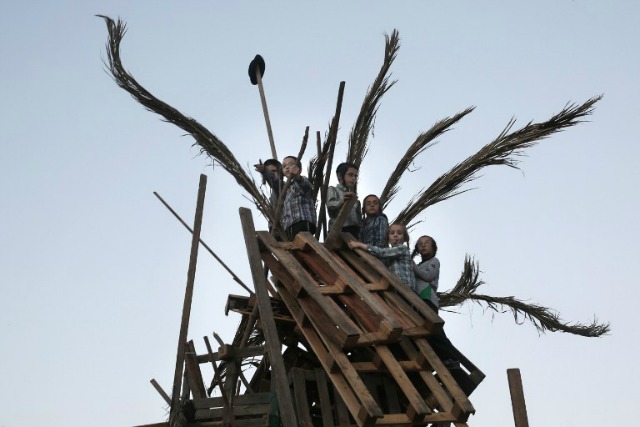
[
  {"left": 281, "top": 156, "right": 317, "bottom": 240},
  {"left": 254, "top": 158, "right": 283, "bottom": 208},
  {"left": 327, "top": 162, "right": 362, "bottom": 239}
]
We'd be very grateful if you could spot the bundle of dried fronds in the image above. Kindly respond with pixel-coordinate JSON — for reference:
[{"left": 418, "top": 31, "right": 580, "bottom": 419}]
[
  {"left": 347, "top": 30, "right": 400, "bottom": 167},
  {"left": 379, "top": 107, "right": 475, "bottom": 211},
  {"left": 439, "top": 256, "right": 610, "bottom": 337},
  {"left": 393, "top": 96, "right": 603, "bottom": 226},
  {"left": 99, "top": 16, "right": 273, "bottom": 223}
]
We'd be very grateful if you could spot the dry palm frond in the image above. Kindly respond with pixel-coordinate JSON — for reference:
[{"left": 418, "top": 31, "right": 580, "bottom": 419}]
[
  {"left": 393, "top": 96, "right": 603, "bottom": 226},
  {"left": 380, "top": 107, "right": 475, "bottom": 211},
  {"left": 439, "top": 256, "right": 611, "bottom": 337},
  {"left": 99, "top": 16, "right": 273, "bottom": 223},
  {"left": 347, "top": 30, "right": 400, "bottom": 167}
]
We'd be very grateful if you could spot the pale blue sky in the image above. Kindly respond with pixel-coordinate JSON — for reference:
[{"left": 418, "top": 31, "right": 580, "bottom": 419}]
[{"left": 1, "top": 2, "right": 638, "bottom": 426}]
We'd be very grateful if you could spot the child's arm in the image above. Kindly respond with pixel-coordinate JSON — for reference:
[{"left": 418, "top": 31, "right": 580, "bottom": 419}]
[
  {"left": 326, "top": 186, "right": 342, "bottom": 218},
  {"left": 367, "top": 245, "right": 409, "bottom": 260}
]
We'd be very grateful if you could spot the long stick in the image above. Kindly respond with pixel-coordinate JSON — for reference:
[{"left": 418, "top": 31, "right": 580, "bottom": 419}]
[
  {"left": 316, "top": 81, "right": 346, "bottom": 240},
  {"left": 507, "top": 368, "right": 530, "bottom": 427},
  {"left": 170, "top": 174, "right": 207, "bottom": 414},
  {"left": 154, "top": 191, "right": 253, "bottom": 296},
  {"left": 256, "top": 70, "right": 278, "bottom": 160}
]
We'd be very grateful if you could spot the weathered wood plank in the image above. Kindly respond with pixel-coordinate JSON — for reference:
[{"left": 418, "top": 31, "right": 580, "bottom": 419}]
[
  {"left": 171, "top": 174, "right": 207, "bottom": 412},
  {"left": 507, "top": 368, "right": 530, "bottom": 427},
  {"left": 239, "top": 208, "right": 298, "bottom": 427},
  {"left": 185, "top": 340, "right": 207, "bottom": 399}
]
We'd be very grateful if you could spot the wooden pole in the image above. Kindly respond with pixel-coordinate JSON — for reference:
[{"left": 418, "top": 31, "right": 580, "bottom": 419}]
[
  {"left": 150, "top": 379, "right": 171, "bottom": 405},
  {"left": 507, "top": 368, "right": 530, "bottom": 427},
  {"left": 316, "top": 81, "right": 345, "bottom": 240},
  {"left": 323, "top": 196, "right": 358, "bottom": 251},
  {"left": 153, "top": 191, "right": 253, "bottom": 295},
  {"left": 256, "top": 70, "right": 278, "bottom": 160},
  {"left": 170, "top": 174, "right": 208, "bottom": 414},
  {"left": 239, "top": 207, "right": 298, "bottom": 427}
]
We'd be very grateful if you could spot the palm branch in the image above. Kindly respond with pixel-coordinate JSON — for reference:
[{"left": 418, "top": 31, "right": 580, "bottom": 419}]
[
  {"left": 393, "top": 95, "right": 603, "bottom": 226},
  {"left": 347, "top": 30, "right": 400, "bottom": 167},
  {"left": 439, "top": 256, "right": 610, "bottom": 337},
  {"left": 98, "top": 16, "right": 273, "bottom": 224},
  {"left": 379, "top": 107, "right": 475, "bottom": 211}
]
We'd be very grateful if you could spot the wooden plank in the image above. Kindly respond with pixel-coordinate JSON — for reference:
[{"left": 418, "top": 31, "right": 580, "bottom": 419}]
[
  {"left": 414, "top": 338, "right": 475, "bottom": 415},
  {"left": 507, "top": 368, "right": 530, "bottom": 427},
  {"left": 374, "top": 345, "right": 431, "bottom": 420},
  {"left": 185, "top": 340, "right": 207, "bottom": 399},
  {"left": 333, "top": 384, "right": 352, "bottom": 427},
  {"left": 296, "top": 233, "right": 403, "bottom": 337},
  {"left": 398, "top": 337, "right": 454, "bottom": 414},
  {"left": 260, "top": 247, "right": 361, "bottom": 348},
  {"left": 195, "top": 404, "right": 272, "bottom": 420},
  {"left": 324, "top": 197, "right": 358, "bottom": 251},
  {"left": 278, "top": 285, "right": 383, "bottom": 426},
  {"left": 239, "top": 208, "right": 298, "bottom": 427},
  {"left": 150, "top": 379, "right": 171, "bottom": 405},
  {"left": 171, "top": 174, "right": 208, "bottom": 412},
  {"left": 257, "top": 231, "right": 362, "bottom": 347},
  {"left": 315, "top": 368, "right": 336, "bottom": 427},
  {"left": 193, "top": 392, "right": 272, "bottom": 410},
  {"left": 196, "top": 345, "right": 266, "bottom": 364},
  {"left": 290, "top": 368, "right": 314, "bottom": 427}
]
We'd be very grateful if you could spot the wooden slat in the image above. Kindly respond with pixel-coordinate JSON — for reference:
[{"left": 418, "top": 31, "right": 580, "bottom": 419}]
[
  {"left": 290, "top": 368, "right": 313, "bottom": 427},
  {"left": 257, "top": 231, "right": 362, "bottom": 347},
  {"left": 414, "top": 338, "right": 475, "bottom": 416},
  {"left": 193, "top": 392, "right": 272, "bottom": 409},
  {"left": 171, "top": 174, "right": 207, "bottom": 412},
  {"left": 239, "top": 208, "right": 298, "bottom": 427},
  {"left": 315, "top": 368, "right": 336, "bottom": 427},
  {"left": 507, "top": 368, "right": 530, "bottom": 427},
  {"left": 195, "top": 404, "right": 272, "bottom": 420},
  {"left": 185, "top": 340, "right": 207, "bottom": 399},
  {"left": 374, "top": 346, "right": 431, "bottom": 420},
  {"left": 278, "top": 285, "right": 383, "bottom": 426}
]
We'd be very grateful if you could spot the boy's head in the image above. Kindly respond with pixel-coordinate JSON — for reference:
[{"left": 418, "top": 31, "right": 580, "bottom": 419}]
[
  {"left": 263, "top": 159, "right": 281, "bottom": 179},
  {"left": 282, "top": 156, "right": 302, "bottom": 178},
  {"left": 363, "top": 194, "right": 381, "bottom": 217},
  {"left": 388, "top": 223, "right": 409, "bottom": 247},
  {"left": 336, "top": 162, "right": 359, "bottom": 189}
]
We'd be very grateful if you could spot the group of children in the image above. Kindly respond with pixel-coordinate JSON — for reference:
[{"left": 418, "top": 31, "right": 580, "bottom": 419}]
[
  {"left": 255, "top": 158, "right": 441, "bottom": 313},
  {"left": 255, "top": 156, "right": 459, "bottom": 366}
]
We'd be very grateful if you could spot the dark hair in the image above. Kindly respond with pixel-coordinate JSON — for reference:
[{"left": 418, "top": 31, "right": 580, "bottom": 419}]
[
  {"left": 412, "top": 235, "right": 438, "bottom": 259},
  {"left": 263, "top": 159, "right": 281, "bottom": 169},
  {"left": 336, "top": 162, "right": 358, "bottom": 179},
  {"left": 283, "top": 155, "right": 302, "bottom": 169},
  {"left": 362, "top": 194, "right": 382, "bottom": 217}
]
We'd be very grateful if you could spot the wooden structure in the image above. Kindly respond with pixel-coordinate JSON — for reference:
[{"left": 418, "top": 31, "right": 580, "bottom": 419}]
[{"left": 139, "top": 203, "right": 484, "bottom": 427}]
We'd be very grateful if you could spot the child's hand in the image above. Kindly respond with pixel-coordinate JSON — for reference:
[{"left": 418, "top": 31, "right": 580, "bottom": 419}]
[
  {"left": 254, "top": 163, "right": 265, "bottom": 173},
  {"left": 347, "top": 241, "right": 367, "bottom": 251},
  {"left": 343, "top": 191, "right": 354, "bottom": 201}
]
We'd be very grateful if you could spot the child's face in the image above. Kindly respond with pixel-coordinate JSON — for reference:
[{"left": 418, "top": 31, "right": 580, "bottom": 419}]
[
  {"left": 388, "top": 224, "right": 406, "bottom": 246},
  {"left": 341, "top": 167, "right": 359, "bottom": 190},
  {"left": 416, "top": 236, "right": 435, "bottom": 258},
  {"left": 363, "top": 196, "right": 380, "bottom": 216},
  {"left": 282, "top": 157, "right": 299, "bottom": 178}
]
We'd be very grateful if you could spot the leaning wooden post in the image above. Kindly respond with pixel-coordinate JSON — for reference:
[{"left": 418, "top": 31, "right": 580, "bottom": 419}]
[
  {"left": 507, "top": 368, "right": 530, "bottom": 427},
  {"left": 170, "top": 174, "right": 208, "bottom": 414},
  {"left": 323, "top": 196, "right": 358, "bottom": 251},
  {"left": 239, "top": 207, "right": 298, "bottom": 427},
  {"left": 316, "top": 81, "right": 345, "bottom": 240}
]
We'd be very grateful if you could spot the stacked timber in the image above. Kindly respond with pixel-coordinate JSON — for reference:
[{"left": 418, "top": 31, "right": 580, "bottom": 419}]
[{"left": 141, "top": 208, "right": 483, "bottom": 427}]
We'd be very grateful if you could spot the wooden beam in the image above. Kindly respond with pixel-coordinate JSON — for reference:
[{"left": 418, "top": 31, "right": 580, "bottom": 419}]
[
  {"left": 150, "top": 379, "right": 171, "bottom": 405},
  {"left": 507, "top": 368, "right": 530, "bottom": 427},
  {"left": 323, "top": 197, "right": 357, "bottom": 251},
  {"left": 239, "top": 207, "right": 298, "bottom": 427},
  {"left": 170, "top": 174, "right": 207, "bottom": 413}
]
